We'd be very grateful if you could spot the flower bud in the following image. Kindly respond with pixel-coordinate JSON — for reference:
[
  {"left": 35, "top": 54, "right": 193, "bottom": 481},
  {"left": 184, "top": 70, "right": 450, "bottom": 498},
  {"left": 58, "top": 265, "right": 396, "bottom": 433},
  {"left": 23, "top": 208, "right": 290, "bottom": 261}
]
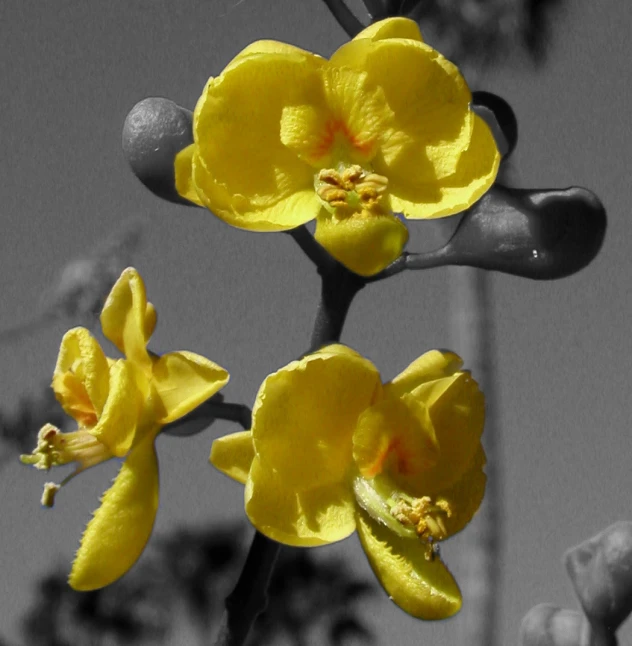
[
  {"left": 520, "top": 604, "right": 617, "bottom": 646},
  {"left": 435, "top": 184, "right": 606, "bottom": 279},
  {"left": 565, "top": 521, "right": 632, "bottom": 631},
  {"left": 122, "top": 97, "right": 194, "bottom": 205}
]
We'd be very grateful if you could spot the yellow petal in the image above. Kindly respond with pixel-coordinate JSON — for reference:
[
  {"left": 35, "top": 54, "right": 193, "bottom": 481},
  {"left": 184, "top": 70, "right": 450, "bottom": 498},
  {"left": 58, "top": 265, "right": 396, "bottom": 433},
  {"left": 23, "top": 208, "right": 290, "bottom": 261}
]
[
  {"left": 245, "top": 456, "right": 356, "bottom": 547},
  {"left": 389, "top": 372, "right": 485, "bottom": 494},
  {"left": 353, "top": 396, "right": 438, "bottom": 482},
  {"left": 210, "top": 430, "right": 255, "bottom": 485},
  {"left": 314, "top": 210, "right": 408, "bottom": 277},
  {"left": 433, "top": 446, "right": 486, "bottom": 538},
  {"left": 331, "top": 38, "right": 471, "bottom": 177},
  {"left": 144, "top": 302, "right": 157, "bottom": 339},
  {"left": 356, "top": 507, "right": 462, "bottom": 619},
  {"left": 52, "top": 327, "right": 110, "bottom": 425},
  {"left": 100, "top": 268, "right": 152, "bottom": 370},
  {"left": 91, "top": 359, "right": 142, "bottom": 457},
  {"left": 280, "top": 65, "right": 394, "bottom": 167},
  {"left": 350, "top": 17, "right": 423, "bottom": 43},
  {"left": 386, "top": 350, "right": 463, "bottom": 399},
  {"left": 151, "top": 351, "right": 229, "bottom": 424},
  {"left": 191, "top": 149, "right": 321, "bottom": 231},
  {"left": 190, "top": 51, "right": 325, "bottom": 229},
  {"left": 252, "top": 346, "right": 381, "bottom": 491},
  {"left": 174, "top": 144, "right": 204, "bottom": 207},
  {"left": 224, "top": 39, "right": 324, "bottom": 73},
  {"left": 389, "top": 114, "right": 501, "bottom": 219},
  {"left": 69, "top": 428, "right": 160, "bottom": 591}
]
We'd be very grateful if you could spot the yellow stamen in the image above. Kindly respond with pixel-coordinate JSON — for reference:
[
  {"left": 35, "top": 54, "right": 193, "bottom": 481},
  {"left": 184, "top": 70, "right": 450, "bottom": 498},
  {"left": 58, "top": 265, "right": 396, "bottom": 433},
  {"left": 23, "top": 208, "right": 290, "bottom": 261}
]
[
  {"left": 41, "top": 482, "right": 61, "bottom": 508},
  {"left": 315, "top": 165, "right": 388, "bottom": 218},
  {"left": 391, "top": 495, "right": 453, "bottom": 542},
  {"left": 20, "top": 423, "right": 112, "bottom": 471}
]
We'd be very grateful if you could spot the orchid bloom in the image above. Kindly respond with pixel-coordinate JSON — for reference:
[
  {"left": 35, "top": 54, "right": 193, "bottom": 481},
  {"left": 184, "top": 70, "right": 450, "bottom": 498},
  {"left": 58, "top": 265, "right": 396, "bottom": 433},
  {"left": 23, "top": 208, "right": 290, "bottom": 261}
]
[
  {"left": 21, "top": 268, "right": 229, "bottom": 590},
  {"left": 211, "top": 344, "right": 485, "bottom": 619},
  {"left": 175, "top": 17, "right": 500, "bottom": 276}
]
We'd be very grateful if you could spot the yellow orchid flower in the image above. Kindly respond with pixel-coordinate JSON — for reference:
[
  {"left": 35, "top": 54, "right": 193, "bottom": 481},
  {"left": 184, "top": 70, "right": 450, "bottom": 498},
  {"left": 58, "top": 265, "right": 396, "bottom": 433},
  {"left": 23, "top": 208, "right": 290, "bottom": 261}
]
[
  {"left": 175, "top": 17, "right": 500, "bottom": 277},
  {"left": 211, "top": 344, "right": 486, "bottom": 619},
  {"left": 21, "top": 267, "right": 229, "bottom": 591}
]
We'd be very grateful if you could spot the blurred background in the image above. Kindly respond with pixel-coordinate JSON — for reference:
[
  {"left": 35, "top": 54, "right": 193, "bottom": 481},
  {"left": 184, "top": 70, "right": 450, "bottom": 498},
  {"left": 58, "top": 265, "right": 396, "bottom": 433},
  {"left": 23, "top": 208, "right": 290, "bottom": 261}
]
[{"left": 0, "top": 0, "right": 630, "bottom": 643}]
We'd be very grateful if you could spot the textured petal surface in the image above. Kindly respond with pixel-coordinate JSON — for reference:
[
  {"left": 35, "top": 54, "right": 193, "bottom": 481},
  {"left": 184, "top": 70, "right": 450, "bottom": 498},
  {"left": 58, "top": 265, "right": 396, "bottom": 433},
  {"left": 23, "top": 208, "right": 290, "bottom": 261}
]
[
  {"left": 90, "top": 359, "right": 141, "bottom": 457},
  {"left": 389, "top": 114, "right": 501, "bottom": 219},
  {"left": 191, "top": 51, "right": 325, "bottom": 229},
  {"left": 314, "top": 210, "right": 408, "bottom": 276},
  {"left": 252, "top": 345, "right": 381, "bottom": 490},
  {"left": 356, "top": 508, "right": 462, "bottom": 619},
  {"left": 351, "top": 17, "right": 423, "bottom": 42},
  {"left": 245, "top": 457, "right": 356, "bottom": 546},
  {"left": 174, "top": 144, "right": 204, "bottom": 206},
  {"left": 100, "top": 268, "right": 152, "bottom": 370},
  {"left": 210, "top": 431, "right": 255, "bottom": 485},
  {"left": 69, "top": 428, "right": 160, "bottom": 591},
  {"left": 151, "top": 351, "right": 229, "bottom": 424},
  {"left": 331, "top": 38, "right": 472, "bottom": 178},
  {"left": 191, "top": 147, "right": 321, "bottom": 231},
  {"left": 53, "top": 327, "right": 110, "bottom": 425}
]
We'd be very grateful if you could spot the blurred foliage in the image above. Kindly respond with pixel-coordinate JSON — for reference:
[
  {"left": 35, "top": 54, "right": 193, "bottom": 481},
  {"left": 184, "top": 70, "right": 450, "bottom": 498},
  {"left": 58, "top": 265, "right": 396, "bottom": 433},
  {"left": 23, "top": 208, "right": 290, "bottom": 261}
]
[
  {"left": 401, "top": 0, "right": 566, "bottom": 69},
  {"left": 18, "top": 524, "right": 375, "bottom": 646}
]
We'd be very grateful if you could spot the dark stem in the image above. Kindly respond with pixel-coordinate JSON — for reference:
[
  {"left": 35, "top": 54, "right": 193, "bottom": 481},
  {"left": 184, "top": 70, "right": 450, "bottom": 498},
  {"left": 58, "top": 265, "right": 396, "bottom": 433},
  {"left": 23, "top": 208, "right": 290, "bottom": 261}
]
[
  {"left": 360, "top": 0, "right": 388, "bottom": 19},
  {"left": 310, "top": 263, "right": 365, "bottom": 351},
  {"left": 321, "top": 0, "right": 365, "bottom": 37},
  {"left": 285, "top": 226, "right": 337, "bottom": 275},
  {"left": 213, "top": 262, "right": 363, "bottom": 646}
]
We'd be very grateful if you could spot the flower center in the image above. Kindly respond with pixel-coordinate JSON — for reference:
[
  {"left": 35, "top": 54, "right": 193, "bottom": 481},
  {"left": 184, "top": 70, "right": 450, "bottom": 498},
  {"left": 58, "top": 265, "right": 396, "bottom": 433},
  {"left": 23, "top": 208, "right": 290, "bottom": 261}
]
[
  {"left": 20, "top": 423, "right": 113, "bottom": 507},
  {"left": 353, "top": 474, "right": 452, "bottom": 558},
  {"left": 391, "top": 495, "right": 452, "bottom": 541},
  {"left": 315, "top": 164, "right": 388, "bottom": 219}
]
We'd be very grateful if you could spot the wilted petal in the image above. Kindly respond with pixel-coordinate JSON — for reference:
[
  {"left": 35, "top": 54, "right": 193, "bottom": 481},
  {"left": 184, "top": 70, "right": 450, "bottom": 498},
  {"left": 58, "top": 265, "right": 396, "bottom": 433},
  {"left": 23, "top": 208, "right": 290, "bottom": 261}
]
[
  {"left": 69, "top": 428, "right": 160, "bottom": 591},
  {"left": 53, "top": 327, "right": 110, "bottom": 424}
]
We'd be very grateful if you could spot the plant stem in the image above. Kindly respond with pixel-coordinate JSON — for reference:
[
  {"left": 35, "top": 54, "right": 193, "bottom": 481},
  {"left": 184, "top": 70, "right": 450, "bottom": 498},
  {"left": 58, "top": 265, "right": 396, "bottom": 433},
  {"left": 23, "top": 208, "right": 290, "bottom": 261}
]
[
  {"left": 360, "top": 0, "right": 388, "bottom": 19},
  {"left": 310, "top": 263, "right": 365, "bottom": 351},
  {"left": 321, "top": 0, "right": 365, "bottom": 37},
  {"left": 212, "top": 262, "right": 363, "bottom": 646},
  {"left": 285, "top": 226, "right": 337, "bottom": 276}
]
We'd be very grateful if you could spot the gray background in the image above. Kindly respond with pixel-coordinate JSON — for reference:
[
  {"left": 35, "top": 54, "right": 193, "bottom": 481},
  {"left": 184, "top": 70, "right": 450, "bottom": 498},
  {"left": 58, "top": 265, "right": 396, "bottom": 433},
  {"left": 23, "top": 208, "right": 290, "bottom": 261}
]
[{"left": 1, "top": 0, "right": 630, "bottom": 643}]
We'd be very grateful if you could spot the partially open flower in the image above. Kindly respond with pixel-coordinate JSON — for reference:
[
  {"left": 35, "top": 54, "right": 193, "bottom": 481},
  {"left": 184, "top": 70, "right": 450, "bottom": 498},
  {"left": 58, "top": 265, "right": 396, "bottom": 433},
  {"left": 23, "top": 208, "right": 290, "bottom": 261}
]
[
  {"left": 211, "top": 344, "right": 485, "bottom": 619},
  {"left": 176, "top": 17, "right": 500, "bottom": 276},
  {"left": 21, "top": 268, "right": 229, "bottom": 591}
]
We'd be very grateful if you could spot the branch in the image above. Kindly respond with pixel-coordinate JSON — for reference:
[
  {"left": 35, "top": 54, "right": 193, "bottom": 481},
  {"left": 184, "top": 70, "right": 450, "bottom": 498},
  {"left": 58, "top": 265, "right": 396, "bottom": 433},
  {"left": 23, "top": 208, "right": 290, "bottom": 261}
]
[
  {"left": 321, "top": 0, "right": 365, "bottom": 37},
  {"left": 285, "top": 226, "right": 337, "bottom": 275}
]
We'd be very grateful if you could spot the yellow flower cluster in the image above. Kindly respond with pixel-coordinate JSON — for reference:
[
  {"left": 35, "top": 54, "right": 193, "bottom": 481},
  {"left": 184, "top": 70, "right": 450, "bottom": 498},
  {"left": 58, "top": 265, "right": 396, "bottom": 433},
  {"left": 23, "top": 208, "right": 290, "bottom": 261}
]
[
  {"left": 176, "top": 17, "right": 499, "bottom": 276},
  {"left": 22, "top": 17, "right": 493, "bottom": 621}
]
